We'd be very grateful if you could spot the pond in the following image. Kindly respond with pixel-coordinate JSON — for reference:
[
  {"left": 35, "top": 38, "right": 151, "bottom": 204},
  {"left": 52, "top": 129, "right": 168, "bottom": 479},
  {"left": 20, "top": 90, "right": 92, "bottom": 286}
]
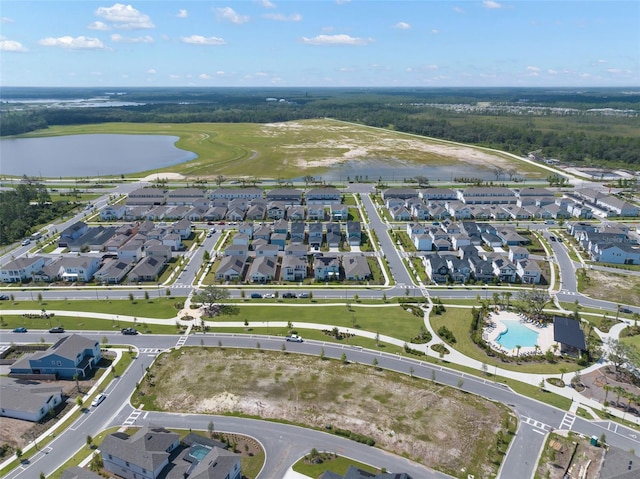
[{"left": 0, "top": 134, "right": 197, "bottom": 178}]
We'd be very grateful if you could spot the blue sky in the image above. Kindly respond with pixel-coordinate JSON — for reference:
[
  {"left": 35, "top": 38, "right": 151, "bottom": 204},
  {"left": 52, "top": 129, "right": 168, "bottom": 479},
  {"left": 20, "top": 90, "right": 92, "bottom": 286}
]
[{"left": 1, "top": 1, "right": 638, "bottom": 87}]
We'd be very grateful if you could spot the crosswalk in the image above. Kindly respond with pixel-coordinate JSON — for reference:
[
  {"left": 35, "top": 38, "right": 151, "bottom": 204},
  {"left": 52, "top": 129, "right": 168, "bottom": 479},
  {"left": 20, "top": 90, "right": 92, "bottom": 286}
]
[
  {"left": 139, "top": 348, "right": 164, "bottom": 354},
  {"left": 522, "top": 416, "right": 553, "bottom": 432},
  {"left": 559, "top": 411, "right": 577, "bottom": 430},
  {"left": 123, "top": 408, "right": 143, "bottom": 426}
]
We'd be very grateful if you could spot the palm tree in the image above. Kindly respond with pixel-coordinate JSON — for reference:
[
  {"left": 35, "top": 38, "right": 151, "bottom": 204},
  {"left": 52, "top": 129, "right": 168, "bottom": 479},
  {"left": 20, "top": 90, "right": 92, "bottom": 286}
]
[
  {"left": 505, "top": 292, "right": 512, "bottom": 310},
  {"left": 559, "top": 367, "right": 567, "bottom": 382},
  {"left": 603, "top": 384, "right": 612, "bottom": 403},
  {"left": 614, "top": 386, "right": 625, "bottom": 406},
  {"left": 515, "top": 345, "right": 522, "bottom": 360}
]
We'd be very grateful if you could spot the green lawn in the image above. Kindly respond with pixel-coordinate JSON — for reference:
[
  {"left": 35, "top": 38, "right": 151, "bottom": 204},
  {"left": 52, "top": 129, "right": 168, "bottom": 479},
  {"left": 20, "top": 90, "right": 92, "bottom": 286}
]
[
  {"left": 3, "top": 297, "right": 184, "bottom": 318},
  {"left": 293, "top": 454, "right": 378, "bottom": 477},
  {"left": 2, "top": 315, "right": 181, "bottom": 334},
  {"left": 429, "top": 307, "right": 582, "bottom": 374}
]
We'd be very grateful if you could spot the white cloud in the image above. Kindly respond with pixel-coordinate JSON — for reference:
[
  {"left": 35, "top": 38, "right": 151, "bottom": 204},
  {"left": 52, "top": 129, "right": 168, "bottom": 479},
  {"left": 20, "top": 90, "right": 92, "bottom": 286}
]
[
  {"left": 95, "top": 3, "right": 154, "bottom": 29},
  {"left": 88, "top": 21, "right": 110, "bottom": 31},
  {"left": 169, "top": 74, "right": 181, "bottom": 79},
  {"left": 0, "top": 39, "right": 28, "bottom": 52},
  {"left": 147, "top": 68, "right": 156, "bottom": 74},
  {"left": 453, "top": 6, "right": 465, "bottom": 13},
  {"left": 482, "top": 0, "right": 503, "bottom": 9},
  {"left": 177, "top": 9, "right": 188, "bottom": 18},
  {"left": 431, "top": 29, "right": 440, "bottom": 35},
  {"left": 111, "top": 34, "right": 153, "bottom": 43},
  {"left": 264, "top": 13, "right": 302, "bottom": 21},
  {"left": 526, "top": 66, "right": 541, "bottom": 72},
  {"left": 393, "top": 22, "right": 411, "bottom": 30},
  {"left": 606, "top": 68, "right": 622, "bottom": 74},
  {"left": 199, "top": 73, "right": 212, "bottom": 79},
  {"left": 301, "top": 34, "right": 372, "bottom": 46},
  {"left": 336, "top": 0, "right": 351, "bottom": 4},
  {"left": 181, "top": 35, "right": 226, "bottom": 45},
  {"left": 91, "top": 71, "right": 103, "bottom": 76},
  {"left": 39, "top": 36, "right": 105, "bottom": 49},
  {"left": 1, "top": 17, "right": 15, "bottom": 24},
  {"left": 259, "top": 0, "right": 276, "bottom": 8},
  {"left": 547, "top": 69, "right": 558, "bottom": 75},
  {"left": 215, "top": 7, "right": 249, "bottom": 24},
  {"left": 216, "top": 71, "right": 226, "bottom": 76}
]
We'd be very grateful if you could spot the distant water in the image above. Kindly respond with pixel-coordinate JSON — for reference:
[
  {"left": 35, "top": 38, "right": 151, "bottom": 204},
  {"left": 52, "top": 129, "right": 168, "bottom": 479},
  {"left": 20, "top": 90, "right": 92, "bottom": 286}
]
[{"left": 0, "top": 134, "right": 197, "bottom": 177}]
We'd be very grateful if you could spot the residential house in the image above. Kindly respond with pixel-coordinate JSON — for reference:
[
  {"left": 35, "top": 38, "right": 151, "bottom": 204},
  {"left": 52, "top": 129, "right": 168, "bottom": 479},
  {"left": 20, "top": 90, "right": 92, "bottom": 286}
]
[
  {"left": 44, "top": 256, "right": 101, "bottom": 282},
  {"left": 591, "top": 243, "right": 640, "bottom": 264},
  {"left": 496, "top": 228, "right": 529, "bottom": 246},
  {"left": 423, "top": 255, "right": 449, "bottom": 283},
  {"left": 117, "top": 237, "right": 145, "bottom": 262},
  {"left": 450, "top": 234, "right": 471, "bottom": 251},
  {"left": 245, "top": 203, "right": 266, "bottom": 220},
  {"left": 128, "top": 256, "right": 166, "bottom": 282},
  {"left": 58, "top": 221, "right": 89, "bottom": 248},
  {"left": 381, "top": 188, "right": 416, "bottom": 200},
  {"left": 101, "top": 426, "right": 180, "bottom": 479},
  {"left": 0, "top": 377, "right": 63, "bottom": 422},
  {"left": 145, "top": 242, "right": 173, "bottom": 261},
  {"left": 346, "top": 221, "right": 362, "bottom": 246},
  {"left": 225, "top": 245, "right": 249, "bottom": 257},
  {"left": 266, "top": 202, "right": 286, "bottom": 220},
  {"left": 446, "top": 201, "right": 472, "bottom": 220},
  {"left": 186, "top": 206, "right": 208, "bottom": 222},
  {"left": 273, "top": 219, "right": 289, "bottom": 234},
  {"left": 145, "top": 206, "right": 171, "bottom": 221},
  {"left": 286, "top": 205, "right": 306, "bottom": 221},
  {"left": 270, "top": 232, "right": 287, "bottom": 251},
  {"left": 492, "top": 258, "right": 517, "bottom": 283},
  {"left": 342, "top": 254, "right": 372, "bottom": 281},
  {"left": 446, "top": 257, "right": 472, "bottom": 283},
  {"left": 164, "top": 206, "right": 190, "bottom": 220},
  {"left": 320, "top": 465, "right": 411, "bottom": 479},
  {"left": 209, "top": 187, "right": 263, "bottom": 200},
  {"left": 226, "top": 207, "right": 245, "bottom": 222},
  {"left": 567, "top": 202, "right": 593, "bottom": 219},
  {"left": 237, "top": 222, "right": 255, "bottom": 238},
  {"left": 389, "top": 205, "right": 411, "bottom": 221},
  {"left": 305, "top": 187, "right": 340, "bottom": 205},
  {"left": 232, "top": 233, "right": 250, "bottom": 247},
  {"left": 314, "top": 255, "right": 340, "bottom": 281},
  {"left": 60, "top": 467, "right": 103, "bottom": 479},
  {"left": 166, "top": 188, "right": 206, "bottom": 205},
  {"left": 459, "top": 186, "right": 516, "bottom": 204},
  {"left": 553, "top": 316, "right": 587, "bottom": 355},
  {"left": 285, "top": 244, "right": 308, "bottom": 257},
  {"left": 413, "top": 234, "right": 433, "bottom": 251},
  {"left": 308, "top": 223, "right": 323, "bottom": 248},
  {"left": 418, "top": 188, "right": 458, "bottom": 201},
  {"left": 307, "top": 204, "right": 325, "bottom": 221},
  {"left": 204, "top": 206, "right": 227, "bottom": 221},
  {"left": 516, "top": 259, "right": 542, "bottom": 284},
  {"left": 281, "top": 255, "right": 308, "bottom": 282},
  {"left": 247, "top": 257, "right": 277, "bottom": 283},
  {"left": 216, "top": 256, "right": 246, "bottom": 281},
  {"left": 0, "top": 256, "right": 47, "bottom": 283},
  {"left": 127, "top": 187, "right": 166, "bottom": 205},
  {"left": 253, "top": 225, "right": 272, "bottom": 241},
  {"left": 330, "top": 203, "right": 349, "bottom": 221},
  {"left": 266, "top": 188, "right": 303, "bottom": 205},
  {"left": 255, "top": 244, "right": 279, "bottom": 257},
  {"left": 469, "top": 256, "right": 495, "bottom": 283},
  {"left": 508, "top": 246, "right": 530, "bottom": 262},
  {"left": 94, "top": 258, "right": 133, "bottom": 284},
  {"left": 100, "top": 205, "right": 127, "bottom": 221},
  {"left": 325, "top": 223, "right": 342, "bottom": 248},
  {"left": 67, "top": 226, "right": 117, "bottom": 252},
  {"left": 10, "top": 334, "right": 102, "bottom": 379},
  {"left": 289, "top": 221, "right": 306, "bottom": 244}
]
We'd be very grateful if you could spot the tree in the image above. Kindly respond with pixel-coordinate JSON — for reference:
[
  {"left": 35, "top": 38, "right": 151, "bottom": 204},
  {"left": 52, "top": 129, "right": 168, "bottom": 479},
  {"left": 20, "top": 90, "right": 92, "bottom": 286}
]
[
  {"left": 515, "top": 345, "right": 522, "bottom": 360},
  {"left": 517, "top": 289, "right": 551, "bottom": 317},
  {"left": 101, "top": 336, "right": 108, "bottom": 348},
  {"left": 559, "top": 367, "right": 567, "bottom": 382},
  {"left": 215, "top": 175, "right": 225, "bottom": 187},
  {"left": 86, "top": 435, "right": 93, "bottom": 449},
  {"left": 606, "top": 338, "right": 632, "bottom": 374},
  {"left": 409, "top": 366, "right": 415, "bottom": 378},
  {"left": 372, "top": 357, "right": 379, "bottom": 370},
  {"left": 481, "top": 363, "right": 488, "bottom": 376},
  {"left": 73, "top": 373, "right": 81, "bottom": 393},
  {"left": 375, "top": 332, "right": 380, "bottom": 347},
  {"left": 15, "top": 447, "right": 23, "bottom": 461},
  {"left": 193, "top": 285, "right": 230, "bottom": 317},
  {"left": 319, "top": 348, "right": 325, "bottom": 360},
  {"left": 340, "top": 352, "right": 348, "bottom": 364},
  {"left": 303, "top": 175, "right": 314, "bottom": 187},
  {"left": 208, "top": 420, "right": 214, "bottom": 438}
]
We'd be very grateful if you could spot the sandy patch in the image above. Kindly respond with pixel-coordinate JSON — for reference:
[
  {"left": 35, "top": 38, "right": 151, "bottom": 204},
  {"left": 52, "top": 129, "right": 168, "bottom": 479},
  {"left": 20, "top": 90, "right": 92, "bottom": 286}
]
[{"left": 141, "top": 172, "right": 186, "bottom": 182}]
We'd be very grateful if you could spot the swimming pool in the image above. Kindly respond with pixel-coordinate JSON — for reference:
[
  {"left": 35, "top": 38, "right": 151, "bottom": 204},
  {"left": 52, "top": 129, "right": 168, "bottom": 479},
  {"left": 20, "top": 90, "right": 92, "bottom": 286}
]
[
  {"left": 496, "top": 320, "right": 539, "bottom": 350},
  {"left": 187, "top": 444, "right": 212, "bottom": 462}
]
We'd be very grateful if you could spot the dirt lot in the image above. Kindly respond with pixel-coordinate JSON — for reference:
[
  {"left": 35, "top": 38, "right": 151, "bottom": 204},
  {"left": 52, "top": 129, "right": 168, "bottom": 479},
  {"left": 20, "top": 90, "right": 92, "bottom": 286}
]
[
  {"left": 582, "top": 270, "right": 640, "bottom": 306},
  {"left": 580, "top": 366, "right": 640, "bottom": 418},
  {"left": 535, "top": 432, "right": 605, "bottom": 479},
  {"left": 133, "top": 347, "right": 514, "bottom": 478}
]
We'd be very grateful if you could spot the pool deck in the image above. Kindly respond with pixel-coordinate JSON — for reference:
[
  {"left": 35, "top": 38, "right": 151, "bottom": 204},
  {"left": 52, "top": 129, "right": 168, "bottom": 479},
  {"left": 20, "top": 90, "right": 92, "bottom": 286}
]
[{"left": 483, "top": 311, "right": 556, "bottom": 357}]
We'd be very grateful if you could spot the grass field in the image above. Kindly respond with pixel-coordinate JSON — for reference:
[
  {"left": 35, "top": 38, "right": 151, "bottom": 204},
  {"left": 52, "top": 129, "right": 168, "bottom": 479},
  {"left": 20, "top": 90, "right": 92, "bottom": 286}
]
[
  {"left": 132, "top": 347, "right": 513, "bottom": 478},
  {"left": 19, "top": 119, "right": 550, "bottom": 179}
]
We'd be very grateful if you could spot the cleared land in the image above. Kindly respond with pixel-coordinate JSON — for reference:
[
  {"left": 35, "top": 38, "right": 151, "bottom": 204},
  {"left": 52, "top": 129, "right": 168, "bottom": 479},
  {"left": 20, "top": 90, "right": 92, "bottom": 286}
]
[
  {"left": 580, "top": 269, "right": 640, "bottom": 306},
  {"left": 132, "top": 347, "right": 514, "bottom": 478},
  {"left": 21, "top": 119, "right": 549, "bottom": 179}
]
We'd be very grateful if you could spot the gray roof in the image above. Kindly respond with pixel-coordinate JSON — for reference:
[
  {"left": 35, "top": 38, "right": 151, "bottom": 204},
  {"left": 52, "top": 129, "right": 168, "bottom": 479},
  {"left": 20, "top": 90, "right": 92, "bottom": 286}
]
[
  {"left": 343, "top": 255, "right": 371, "bottom": 278},
  {"left": 41, "top": 334, "right": 98, "bottom": 361},
  {"left": 553, "top": 316, "right": 587, "bottom": 350},
  {"left": 600, "top": 446, "right": 640, "bottom": 479},
  {"left": 188, "top": 447, "right": 241, "bottom": 479},
  {"left": 0, "top": 377, "right": 62, "bottom": 414},
  {"left": 60, "top": 467, "right": 103, "bottom": 479},
  {"left": 1, "top": 256, "right": 45, "bottom": 271},
  {"left": 101, "top": 426, "right": 178, "bottom": 472}
]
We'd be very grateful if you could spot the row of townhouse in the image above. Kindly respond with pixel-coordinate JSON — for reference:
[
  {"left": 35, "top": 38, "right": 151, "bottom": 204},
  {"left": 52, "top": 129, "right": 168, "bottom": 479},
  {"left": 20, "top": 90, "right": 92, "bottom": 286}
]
[
  {"left": 572, "top": 187, "right": 640, "bottom": 217},
  {"left": 383, "top": 186, "right": 600, "bottom": 221},
  {"left": 216, "top": 253, "right": 372, "bottom": 283},
  {"left": 423, "top": 245, "right": 542, "bottom": 284},
  {"left": 1, "top": 219, "right": 188, "bottom": 284},
  {"left": 228, "top": 220, "right": 362, "bottom": 250},
  {"left": 566, "top": 222, "right": 640, "bottom": 264},
  {"left": 126, "top": 186, "right": 342, "bottom": 206},
  {"left": 406, "top": 220, "right": 530, "bottom": 252},
  {"left": 109, "top": 196, "right": 349, "bottom": 223}
]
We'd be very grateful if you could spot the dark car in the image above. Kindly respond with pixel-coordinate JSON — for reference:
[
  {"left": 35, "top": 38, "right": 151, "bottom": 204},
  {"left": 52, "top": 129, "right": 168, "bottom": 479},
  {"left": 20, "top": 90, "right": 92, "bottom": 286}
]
[
  {"left": 121, "top": 327, "right": 138, "bottom": 335},
  {"left": 282, "top": 293, "right": 297, "bottom": 299},
  {"left": 620, "top": 307, "right": 633, "bottom": 314},
  {"left": 0, "top": 294, "right": 9, "bottom": 300},
  {"left": 250, "top": 293, "right": 262, "bottom": 299},
  {"left": 549, "top": 236, "right": 556, "bottom": 242},
  {"left": 49, "top": 327, "right": 65, "bottom": 333},
  {"left": 13, "top": 327, "right": 27, "bottom": 333}
]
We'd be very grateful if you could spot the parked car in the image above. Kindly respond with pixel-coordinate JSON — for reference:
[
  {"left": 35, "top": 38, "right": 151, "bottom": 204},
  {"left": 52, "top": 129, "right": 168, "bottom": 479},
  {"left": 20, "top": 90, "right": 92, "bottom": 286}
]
[
  {"left": 263, "top": 293, "right": 275, "bottom": 299},
  {"left": 13, "top": 327, "right": 27, "bottom": 333},
  {"left": 282, "top": 293, "right": 297, "bottom": 299},
  {"left": 121, "top": 327, "right": 138, "bottom": 335},
  {"left": 91, "top": 393, "right": 106, "bottom": 407},
  {"left": 49, "top": 327, "right": 65, "bottom": 333},
  {"left": 549, "top": 236, "right": 556, "bottom": 242},
  {"left": 557, "top": 237, "right": 563, "bottom": 243},
  {"left": 0, "top": 294, "right": 9, "bottom": 300},
  {"left": 620, "top": 307, "right": 633, "bottom": 314},
  {"left": 250, "top": 293, "right": 263, "bottom": 299},
  {"left": 298, "top": 292, "right": 309, "bottom": 299},
  {"left": 285, "top": 334, "right": 303, "bottom": 342},
  {"left": 21, "top": 239, "right": 31, "bottom": 246}
]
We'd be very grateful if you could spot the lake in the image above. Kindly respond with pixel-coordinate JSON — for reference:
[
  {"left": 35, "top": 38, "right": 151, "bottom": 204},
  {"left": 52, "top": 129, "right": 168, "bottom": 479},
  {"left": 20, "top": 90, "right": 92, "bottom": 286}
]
[{"left": 0, "top": 134, "right": 197, "bottom": 178}]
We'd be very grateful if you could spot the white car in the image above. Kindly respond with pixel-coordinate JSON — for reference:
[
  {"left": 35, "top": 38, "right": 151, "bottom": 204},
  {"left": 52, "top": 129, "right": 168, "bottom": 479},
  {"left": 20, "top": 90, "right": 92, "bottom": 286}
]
[
  {"left": 91, "top": 393, "right": 106, "bottom": 407},
  {"left": 21, "top": 239, "right": 31, "bottom": 246},
  {"left": 263, "top": 293, "right": 275, "bottom": 299}
]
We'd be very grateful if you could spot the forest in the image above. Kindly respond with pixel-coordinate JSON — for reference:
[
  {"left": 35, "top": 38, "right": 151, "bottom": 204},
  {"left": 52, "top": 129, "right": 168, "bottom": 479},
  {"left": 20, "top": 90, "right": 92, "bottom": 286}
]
[
  {"left": 1, "top": 87, "right": 639, "bottom": 167},
  {"left": 0, "top": 183, "right": 77, "bottom": 245}
]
